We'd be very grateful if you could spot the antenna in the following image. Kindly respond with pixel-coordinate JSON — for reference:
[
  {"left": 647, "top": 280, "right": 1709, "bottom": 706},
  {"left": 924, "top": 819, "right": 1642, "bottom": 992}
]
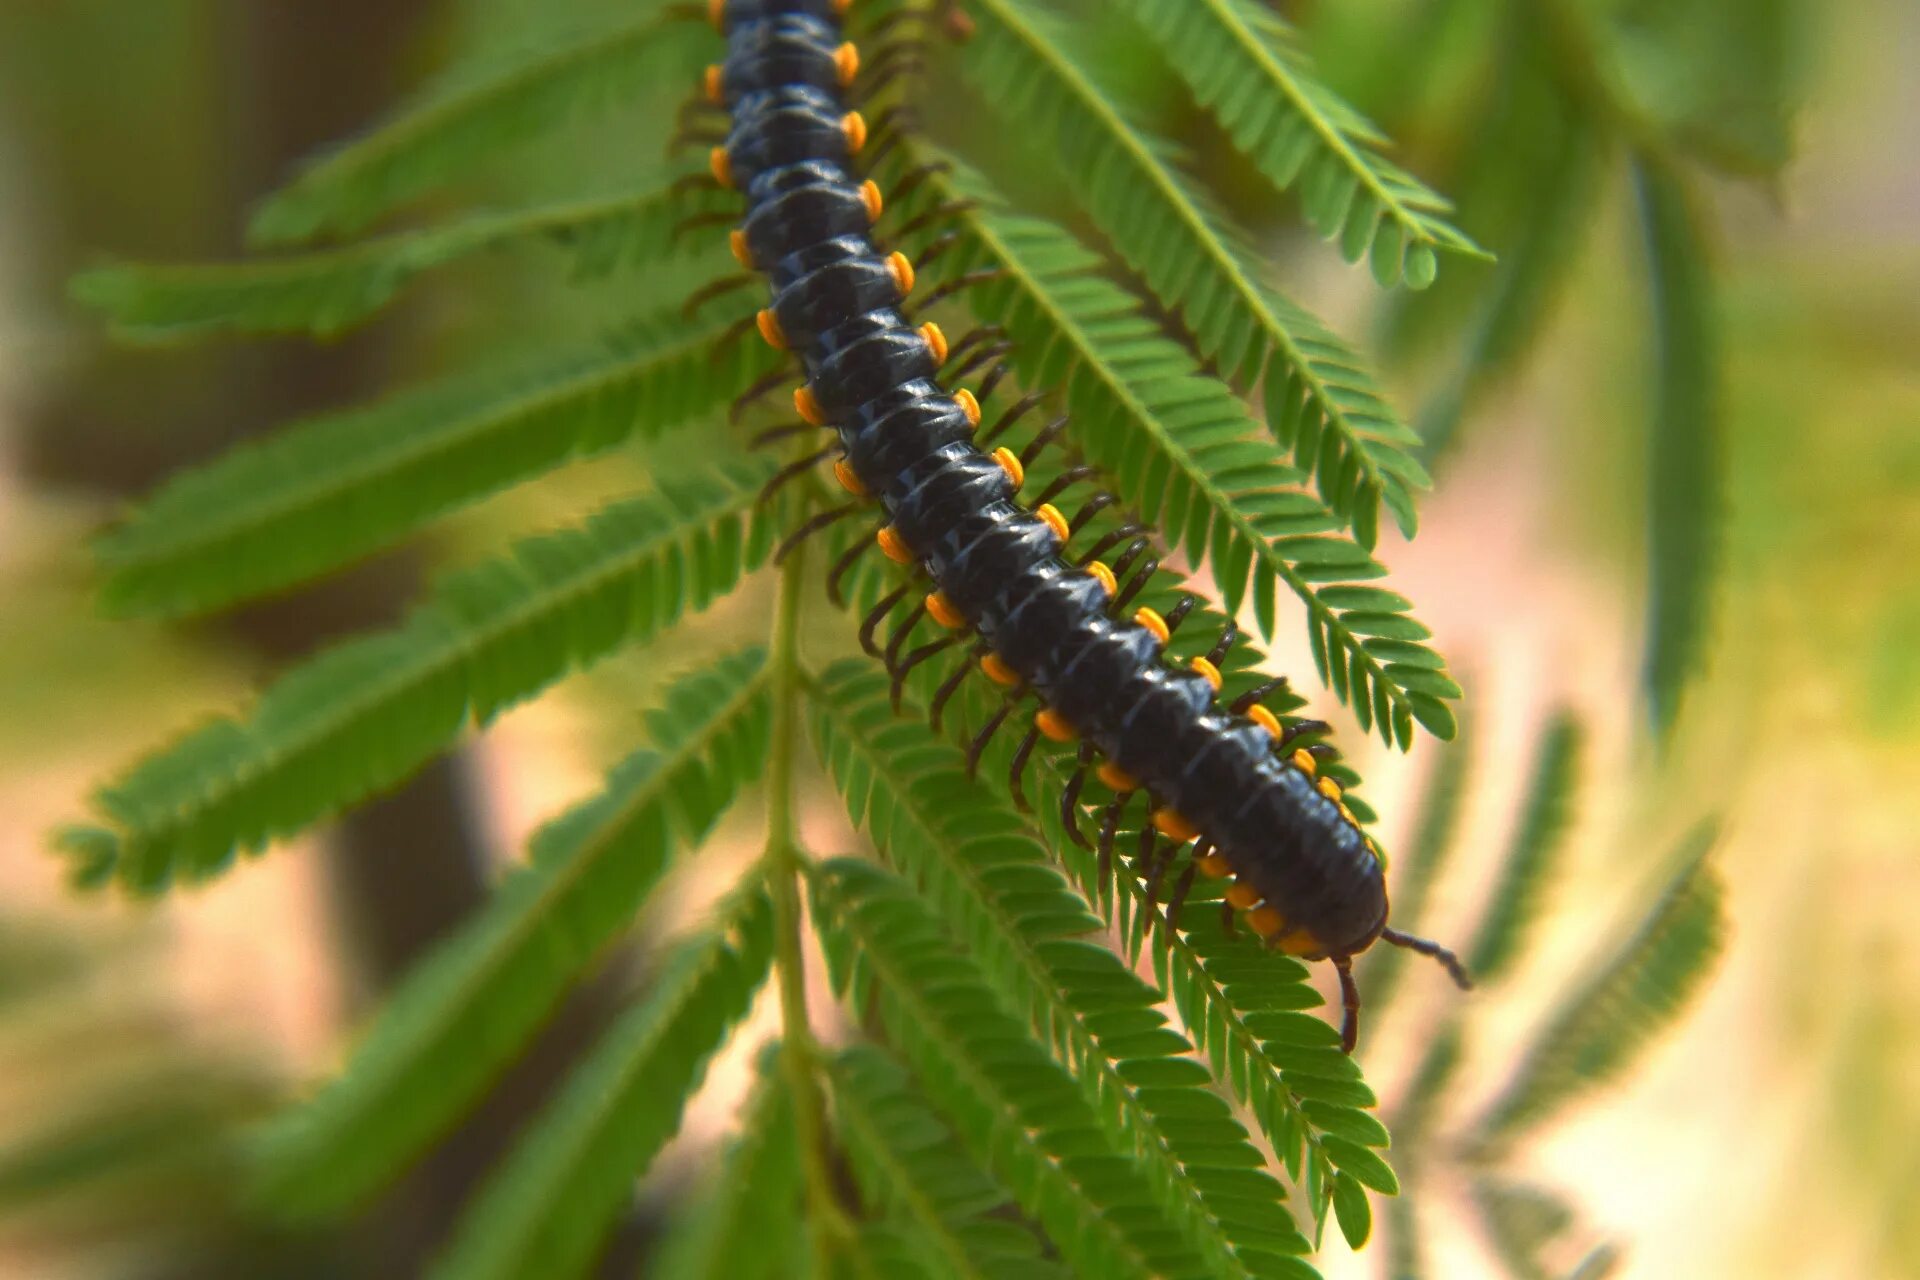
[{"left": 1380, "top": 927, "right": 1474, "bottom": 990}]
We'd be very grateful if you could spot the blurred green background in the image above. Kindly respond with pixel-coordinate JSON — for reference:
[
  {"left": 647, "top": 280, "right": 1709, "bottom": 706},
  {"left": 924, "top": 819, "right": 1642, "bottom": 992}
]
[{"left": 1, "top": 1, "right": 1915, "bottom": 1277}]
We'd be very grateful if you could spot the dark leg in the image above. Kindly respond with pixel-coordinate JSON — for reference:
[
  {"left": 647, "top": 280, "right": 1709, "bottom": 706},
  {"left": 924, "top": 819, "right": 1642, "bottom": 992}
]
[
  {"left": 1335, "top": 958, "right": 1361, "bottom": 1055},
  {"left": 828, "top": 532, "right": 878, "bottom": 608},
  {"left": 860, "top": 584, "right": 911, "bottom": 657},
  {"left": 883, "top": 598, "right": 932, "bottom": 675},
  {"left": 759, "top": 447, "right": 833, "bottom": 503},
  {"left": 681, "top": 273, "right": 757, "bottom": 319},
  {"left": 929, "top": 651, "right": 990, "bottom": 732},
  {"left": 976, "top": 360, "right": 1016, "bottom": 405},
  {"left": 1017, "top": 415, "right": 1073, "bottom": 467},
  {"left": 964, "top": 699, "right": 1018, "bottom": 778},
  {"left": 1280, "top": 718, "right": 1333, "bottom": 748},
  {"left": 1220, "top": 898, "right": 1239, "bottom": 940},
  {"left": 1076, "top": 523, "right": 1149, "bottom": 566},
  {"left": 1006, "top": 727, "right": 1042, "bottom": 812},
  {"left": 1162, "top": 596, "right": 1197, "bottom": 636},
  {"left": 1096, "top": 797, "right": 1128, "bottom": 900},
  {"left": 888, "top": 160, "right": 954, "bottom": 208},
  {"left": 981, "top": 391, "right": 1046, "bottom": 445},
  {"left": 750, "top": 422, "right": 817, "bottom": 450},
  {"left": 1165, "top": 861, "right": 1198, "bottom": 934},
  {"left": 940, "top": 324, "right": 1006, "bottom": 369},
  {"left": 1204, "top": 621, "right": 1239, "bottom": 667},
  {"left": 912, "top": 231, "right": 963, "bottom": 273},
  {"left": 895, "top": 198, "right": 979, "bottom": 242},
  {"left": 914, "top": 268, "right": 1007, "bottom": 312},
  {"left": 1058, "top": 743, "right": 1093, "bottom": 849},
  {"left": 1066, "top": 492, "right": 1119, "bottom": 536},
  {"left": 1033, "top": 465, "right": 1102, "bottom": 508},
  {"left": 891, "top": 635, "right": 960, "bottom": 710},
  {"left": 729, "top": 367, "right": 798, "bottom": 423},
  {"left": 774, "top": 503, "right": 857, "bottom": 564},
  {"left": 1112, "top": 557, "right": 1161, "bottom": 615},
  {"left": 1229, "top": 676, "right": 1289, "bottom": 715}
]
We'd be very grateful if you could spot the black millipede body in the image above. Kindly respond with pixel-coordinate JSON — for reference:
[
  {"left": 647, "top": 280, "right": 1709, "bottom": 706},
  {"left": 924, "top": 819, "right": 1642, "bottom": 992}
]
[{"left": 702, "top": 0, "right": 1467, "bottom": 1051}]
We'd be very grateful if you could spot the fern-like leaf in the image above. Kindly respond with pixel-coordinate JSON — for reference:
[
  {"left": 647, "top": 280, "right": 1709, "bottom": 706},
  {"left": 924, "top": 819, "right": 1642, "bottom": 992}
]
[
  {"left": 1473, "top": 824, "right": 1725, "bottom": 1147},
  {"left": 427, "top": 878, "right": 774, "bottom": 1280},
  {"left": 1469, "top": 1176, "right": 1580, "bottom": 1280},
  {"left": 58, "top": 466, "right": 776, "bottom": 893},
  {"left": 650, "top": 1044, "right": 802, "bottom": 1280},
  {"left": 249, "top": 6, "right": 708, "bottom": 245},
  {"left": 1467, "top": 713, "right": 1582, "bottom": 983},
  {"left": 1111, "top": 0, "right": 1484, "bottom": 287},
  {"left": 807, "top": 663, "right": 1314, "bottom": 1275},
  {"left": 829, "top": 1045, "right": 1065, "bottom": 1280},
  {"left": 1633, "top": 154, "right": 1722, "bottom": 738},
  {"left": 809, "top": 858, "right": 1236, "bottom": 1280},
  {"left": 889, "top": 157, "right": 1457, "bottom": 743},
  {"left": 75, "top": 181, "right": 731, "bottom": 341},
  {"left": 95, "top": 307, "right": 773, "bottom": 617},
  {"left": 954, "top": 638, "right": 1396, "bottom": 1230},
  {"left": 957, "top": 0, "right": 1429, "bottom": 542},
  {"left": 252, "top": 649, "right": 772, "bottom": 1215}
]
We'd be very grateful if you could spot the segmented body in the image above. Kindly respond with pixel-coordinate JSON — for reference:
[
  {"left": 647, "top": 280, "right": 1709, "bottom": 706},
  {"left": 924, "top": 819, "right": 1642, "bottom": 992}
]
[{"left": 709, "top": 0, "right": 1388, "bottom": 969}]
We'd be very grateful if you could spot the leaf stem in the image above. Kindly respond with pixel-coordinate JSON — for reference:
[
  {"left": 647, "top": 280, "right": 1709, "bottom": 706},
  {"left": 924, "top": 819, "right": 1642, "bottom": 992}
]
[{"left": 760, "top": 509, "right": 850, "bottom": 1266}]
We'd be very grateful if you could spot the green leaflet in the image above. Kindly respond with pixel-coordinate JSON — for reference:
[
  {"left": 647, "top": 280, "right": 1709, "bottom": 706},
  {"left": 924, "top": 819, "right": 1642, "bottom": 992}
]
[
  {"left": 95, "top": 305, "right": 775, "bottom": 617},
  {"left": 253, "top": 650, "right": 773, "bottom": 1216},
  {"left": 1633, "top": 154, "right": 1723, "bottom": 739},
  {"left": 1112, "top": 0, "right": 1484, "bottom": 287},
  {"left": 428, "top": 879, "right": 774, "bottom": 1280},
  {"left": 807, "top": 663, "right": 1313, "bottom": 1276},
  {"left": 956, "top": 0, "right": 1431, "bottom": 544},
  {"left": 829, "top": 1045, "right": 1065, "bottom": 1280},
  {"left": 74, "top": 181, "right": 733, "bottom": 341},
  {"left": 1467, "top": 713, "right": 1583, "bottom": 983},
  {"left": 885, "top": 153, "right": 1458, "bottom": 745},
  {"left": 650, "top": 1044, "right": 803, "bottom": 1280},
  {"left": 249, "top": 6, "right": 711, "bottom": 245},
  {"left": 59, "top": 466, "right": 777, "bottom": 894},
  {"left": 1473, "top": 824, "right": 1725, "bottom": 1147},
  {"left": 809, "top": 859, "right": 1237, "bottom": 1280}
]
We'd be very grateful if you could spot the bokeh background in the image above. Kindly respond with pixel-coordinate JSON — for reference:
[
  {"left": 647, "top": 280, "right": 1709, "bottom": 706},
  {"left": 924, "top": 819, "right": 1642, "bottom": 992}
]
[{"left": 1, "top": 1, "right": 1915, "bottom": 1277}]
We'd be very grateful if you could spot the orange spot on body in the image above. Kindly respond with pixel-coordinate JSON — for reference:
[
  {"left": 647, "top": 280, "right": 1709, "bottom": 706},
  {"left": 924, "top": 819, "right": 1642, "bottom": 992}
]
[
  {"left": 1291, "top": 748, "right": 1317, "bottom": 774},
  {"left": 1035, "top": 708, "right": 1076, "bottom": 743},
  {"left": 704, "top": 64, "right": 724, "bottom": 105},
  {"left": 1197, "top": 853, "right": 1233, "bottom": 878},
  {"left": 876, "top": 526, "right": 913, "bottom": 565},
  {"left": 981, "top": 654, "right": 1019, "bottom": 686},
  {"left": 794, "top": 386, "right": 825, "bottom": 426},
  {"left": 990, "top": 446, "right": 1024, "bottom": 490},
  {"left": 1035, "top": 503, "right": 1069, "bottom": 544},
  {"left": 1226, "top": 882, "right": 1262, "bottom": 910},
  {"left": 710, "top": 147, "right": 733, "bottom": 188},
  {"left": 835, "top": 42, "right": 861, "bottom": 87},
  {"left": 755, "top": 309, "right": 786, "bottom": 350},
  {"left": 1087, "top": 561, "right": 1116, "bottom": 597},
  {"left": 1247, "top": 705, "right": 1282, "bottom": 739},
  {"left": 1190, "top": 656, "right": 1222, "bottom": 691},
  {"left": 1134, "top": 606, "right": 1169, "bottom": 644},
  {"left": 886, "top": 250, "right": 914, "bottom": 293},
  {"left": 955, "top": 388, "right": 981, "bottom": 427},
  {"left": 841, "top": 111, "right": 868, "bottom": 152},
  {"left": 1097, "top": 761, "right": 1138, "bottom": 792},
  {"left": 1152, "top": 808, "right": 1200, "bottom": 842},
  {"left": 863, "top": 181, "right": 886, "bottom": 224},
  {"left": 919, "top": 321, "right": 948, "bottom": 364},
  {"left": 1316, "top": 776, "right": 1343, "bottom": 802},
  {"left": 1248, "top": 906, "right": 1286, "bottom": 938},
  {"left": 925, "top": 591, "right": 966, "bottom": 629},
  {"left": 833, "top": 458, "right": 866, "bottom": 497},
  {"left": 729, "top": 230, "right": 752, "bottom": 268}
]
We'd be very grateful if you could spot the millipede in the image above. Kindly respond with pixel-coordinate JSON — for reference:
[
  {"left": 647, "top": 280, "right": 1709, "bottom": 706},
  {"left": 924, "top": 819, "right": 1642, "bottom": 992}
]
[{"left": 687, "top": 0, "right": 1469, "bottom": 1052}]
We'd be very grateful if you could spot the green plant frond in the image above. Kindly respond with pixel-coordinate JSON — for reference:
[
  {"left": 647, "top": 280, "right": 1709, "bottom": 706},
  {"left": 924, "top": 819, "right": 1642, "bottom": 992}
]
[
  {"left": 651, "top": 1043, "right": 803, "bottom": 1280},
  {"left": 1472, "top": 823, "right": 1725, "bottom": 1148},
  {"left": 828, "top": 1045, "right": 1066, "bottom": 1280},
  {"left": 1468, "top": 1175, "right": 1581, "bottom": 1280},
  {"left": 1467, "top": 713, "right": 1583, "bottom": 984},
  {"left": 899, "top": 632, "right": 1396, "bottom": 1243},
  {"left": 1566, "top": 1242, "right": 1624, "bottom": 1280},
  {"left": 75, "top": 180, "right": 733, "bottom": 341},
  {"left": 427, "top": 877, "right": 774, "bottom": 1280},
  {"left": 59, "top": 466, "right": 777, "bottom": 894},
  {"left": 1632, "top": 154, "right": 1722, "bottom": 739},
  {"left": 957, "top": 0, "right": 1430, "bottom": 545},
  {"left": 1355, "top": 725, "right": 1473, "bottom": 1010},
  {"left": 251, "top": 649, "right": 772, "bottom": 1217},
  {"left": 886, "top": 158, "right": 1458, "bottom": 746},
  {"left": 809, "top": 858, "right": 1237, "bottom": 1280},
  {"left": 248, "top": 6, "right": 710, "bottom": 246},
  {"left": 96, "top": 306, "right": 773, "bottom": 618},
  {"left": 806, "top": 663, "right": 1314, "bottom": 1274},
  {"left": 1111, "top": 0, "right": 1484, "bottom": 288}
]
